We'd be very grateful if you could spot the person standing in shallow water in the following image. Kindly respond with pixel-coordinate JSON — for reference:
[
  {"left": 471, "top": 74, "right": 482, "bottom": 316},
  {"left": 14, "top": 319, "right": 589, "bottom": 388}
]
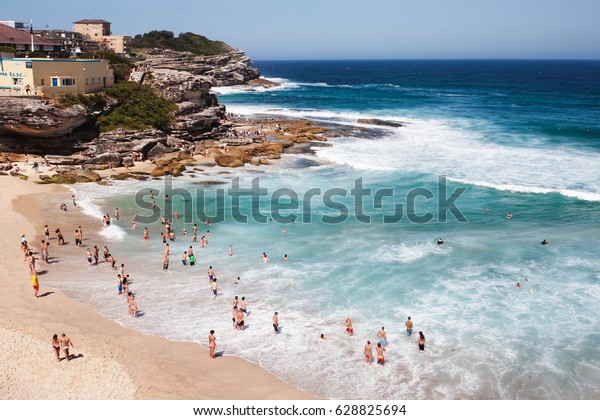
[{"left": 417, "top": 331, "right": 426, "bottom": 351}]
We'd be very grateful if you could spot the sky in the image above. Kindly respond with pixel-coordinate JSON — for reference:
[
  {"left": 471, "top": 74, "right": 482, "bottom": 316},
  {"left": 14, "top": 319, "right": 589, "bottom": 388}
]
[{"left": 2, "top": 0, "right": 600, "bottom": 60}]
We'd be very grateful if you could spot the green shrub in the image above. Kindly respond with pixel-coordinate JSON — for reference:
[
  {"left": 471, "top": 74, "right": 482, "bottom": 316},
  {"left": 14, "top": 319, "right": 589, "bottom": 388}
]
[
  {"left": 96, "top": 82, "right": 177, "bottom": 132},
  {"left": 131, "top": 30, "right": 232, "bottom": 56}
]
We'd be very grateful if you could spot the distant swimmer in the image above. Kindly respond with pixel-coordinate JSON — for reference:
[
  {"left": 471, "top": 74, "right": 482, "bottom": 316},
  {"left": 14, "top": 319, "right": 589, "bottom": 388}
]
[
  {"left": 283, "top": 254, "right": 288, "bottom": 262},
  {"left": 229, "top": 245, "right": 233, "bottom": 257},
  {"left": 208, "top": 266, "right": 215, "bottom": 281},
  {"left": 436, "top": 238, "right": 444, "bottom": 245},
  {"left": 377, "top": 326, "right": 387, "bottom": 346},
  {"left": 483, "top": 208, "right": 490, "bottom": 212},
  {"left": 417, "top": 331, "right": 426, "bottom": 351},
  {"left": 344, "top": 317, "right": 353, "bottom": 335},
  {"left": 163, "top": 255, "right": 169, "bottom": 271},
  {"left": 376, "top": 342, "right": 386, "bottom": 365},
  {"left": 281, "top": 228, "right": 287, "bottom": 234},
  {"left": 364, "top": 341, "right": 373, "bottom": 364},
  {"left": 541, "top": 239, "right": 549, "bottom": 245},
  {"left": 235, "top": 276, "right": 241, "bottom": 284},
  {"left": 319, "top": 334, "right": 326, "bottom": 342},
  {"left": 506, "top": 212, "right": 513, "bottom": 219},
  {"left": 516, "top": 282, "right": 521, "bottom": 288},
  {"left": 181, "top": 251, "right": 187, "bottom": 266},
  {"left": 262, "top": 252, "right": 269, "bottom": 263},
  {"left": 144, "top": 227, "right": 149, "bottom": 240},
  {"left": 131, "top": 219, "right": 137, "bottom": 229},
  {"left": 405, "top": 316, "right": 413, "bottom": 336}
]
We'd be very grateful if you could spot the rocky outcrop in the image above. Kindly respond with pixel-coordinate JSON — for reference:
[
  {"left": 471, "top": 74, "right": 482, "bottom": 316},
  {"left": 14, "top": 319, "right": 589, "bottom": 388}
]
[
  {"left": 357, "top": 118, "right": 405, "bottom": 128},
  {"left": 0, "top": 97, "right": 116, "bottom": 138},
  {"left": 142, "top": 49, "right": 261, "bottom": 87},
  {"left": 74, "top": 129, "right": 168, "bottom": 166}
]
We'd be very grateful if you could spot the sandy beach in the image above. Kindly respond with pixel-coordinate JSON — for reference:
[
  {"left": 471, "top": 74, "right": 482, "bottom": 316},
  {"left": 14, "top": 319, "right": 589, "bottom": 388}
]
[{"left": 0, "top": 175, "right": 314, "bottom": 399}]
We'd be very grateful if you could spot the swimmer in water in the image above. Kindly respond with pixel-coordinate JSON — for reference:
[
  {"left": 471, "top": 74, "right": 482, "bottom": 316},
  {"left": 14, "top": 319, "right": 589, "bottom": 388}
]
[
  {"left": 506, "top": 212, "right": 513, "bottom": 219},
  {"left": 437, "top": 238, "right": 444, "bottom": 245},
  {"left": 541, "top": 239, "right": 549, "bottom": 245},
  {"left": 319, "top": 334, "right": 326, "bottom": 341}
]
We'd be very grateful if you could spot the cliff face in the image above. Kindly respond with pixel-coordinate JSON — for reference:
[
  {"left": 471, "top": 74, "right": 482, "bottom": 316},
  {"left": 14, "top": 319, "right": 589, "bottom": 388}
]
[
  {"left": 0, "top": 97, "right": 116, "bottom": 138},
  {"left": 141, "top": 49, "right": 261, "bottom": 86}
]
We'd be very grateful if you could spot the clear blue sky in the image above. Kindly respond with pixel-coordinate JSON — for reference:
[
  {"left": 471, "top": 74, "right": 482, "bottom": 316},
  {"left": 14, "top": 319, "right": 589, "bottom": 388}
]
[{"left": 3, "top": 0, "right": 600, "bottom": 59}]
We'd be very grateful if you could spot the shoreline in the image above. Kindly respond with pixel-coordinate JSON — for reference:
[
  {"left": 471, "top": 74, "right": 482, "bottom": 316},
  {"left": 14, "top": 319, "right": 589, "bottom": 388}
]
[{"left": 0, "top": 175, "right": 316, "bottom": 399}]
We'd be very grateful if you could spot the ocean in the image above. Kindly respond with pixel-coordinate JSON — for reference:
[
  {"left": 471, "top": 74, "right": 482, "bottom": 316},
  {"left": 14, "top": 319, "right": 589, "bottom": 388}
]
[{"left": 45, "top": 60, "right": 600, "bottom": 399}]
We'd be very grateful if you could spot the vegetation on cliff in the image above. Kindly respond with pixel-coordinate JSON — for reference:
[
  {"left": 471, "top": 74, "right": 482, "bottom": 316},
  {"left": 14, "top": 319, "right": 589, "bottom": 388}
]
[
  {"left": 131, "top": 30, "right": 233, "bottom": 56},
  {"left": 96, "top": 82, "right": 177, "bottom": 132}
]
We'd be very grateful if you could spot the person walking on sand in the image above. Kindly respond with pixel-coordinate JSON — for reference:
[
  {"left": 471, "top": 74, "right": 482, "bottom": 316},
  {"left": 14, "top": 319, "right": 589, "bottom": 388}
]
[
  {"left": 417, "top": 331, "right": 426, "bottom": 351},
  {"left": 32, "top": 270, "right": 39, "bottom": 298},
  {"left": 229, "top": 245, "right": 233, "bottom": 257},
  {"left": 364, "top": 341, "right": 373, "bottom": 364},
  {"left": 273, "top": 312, "right": 279, "bottom": 335},
  {"left": 208, "top": 330, "right": 216, "bottom": 358},
  {"left": 52, "top": 334, "right": 60, "bottom": 362},
  {"left": 86, "top": 248, "right": 93, "bottom": 266},
  {"left": 405, "top": 316, "right": 413, "bottom": 336},
  {"left": 60, "top": 334, "right": 74, "bottom": 361},
  {"left": 376, "top": 342, "right": 386, "bottom": 365}
]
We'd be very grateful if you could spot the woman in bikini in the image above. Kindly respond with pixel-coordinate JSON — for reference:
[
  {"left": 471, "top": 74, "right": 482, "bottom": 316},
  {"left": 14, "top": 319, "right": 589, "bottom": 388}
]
[{"left": 52, "top": 334, "right": 60, "bottom": 361}]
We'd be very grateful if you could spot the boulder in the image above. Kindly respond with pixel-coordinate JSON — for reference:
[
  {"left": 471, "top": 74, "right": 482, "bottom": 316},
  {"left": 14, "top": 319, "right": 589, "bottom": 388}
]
[
  {"left": 45, "top": 155, "right": 87, "bottom": 165},
  {"left": 87, "top": 152, "right": 122, "bottom": 165},
  {"left": 213, "top": 154, "right": 244, "bottom": 168},
  {"left": 150, "top": 161, "right": 186, "bottom": 177},
  {"left": 58, "top": 169, "right": 102, "bottom": 183}
]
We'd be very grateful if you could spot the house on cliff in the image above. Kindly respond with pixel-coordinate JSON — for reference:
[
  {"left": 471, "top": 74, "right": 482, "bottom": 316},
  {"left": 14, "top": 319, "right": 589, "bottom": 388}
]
[
  {"left": 0, "top": 53, "right": 114, "bottom": 98},
  {"left": 0, "top": 23, "right": 61, "bottom": 54}
]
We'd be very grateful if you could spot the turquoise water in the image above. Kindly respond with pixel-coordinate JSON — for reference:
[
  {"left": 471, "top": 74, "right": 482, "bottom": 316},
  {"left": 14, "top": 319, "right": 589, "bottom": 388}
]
[{"left": 47, "top": 61, "right": 600, "bottom": 399}]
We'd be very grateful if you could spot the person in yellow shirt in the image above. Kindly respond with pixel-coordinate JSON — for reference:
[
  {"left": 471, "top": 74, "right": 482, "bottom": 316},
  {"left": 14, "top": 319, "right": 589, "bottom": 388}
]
[{"left": 31, "top": 271, "right": 39, "bottom": 298}]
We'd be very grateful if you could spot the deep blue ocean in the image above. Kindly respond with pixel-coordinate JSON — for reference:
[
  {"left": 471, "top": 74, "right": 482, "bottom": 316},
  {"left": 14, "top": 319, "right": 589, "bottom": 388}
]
[{"left": 49, "top": 60, "right": 600, "bottom": 399}]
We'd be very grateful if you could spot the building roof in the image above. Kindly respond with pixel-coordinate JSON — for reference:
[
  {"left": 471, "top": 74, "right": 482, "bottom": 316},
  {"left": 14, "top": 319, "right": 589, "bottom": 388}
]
[
  {"left": 73, "top": 19, "right": 111, "bottom": 24},
  {"left": 0, "top": 23, "right": 61, "bottom": 46}
]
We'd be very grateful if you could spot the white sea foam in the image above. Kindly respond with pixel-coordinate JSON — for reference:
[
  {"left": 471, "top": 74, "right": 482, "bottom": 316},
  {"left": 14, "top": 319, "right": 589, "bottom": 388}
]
[
  {"left": 211, "top": 78, "right": 300, "bottom": 95},
  {"left": 315, "top": 118, "right": 600, "bottom": 202},
  {"left": 373, "top": 241, "right": 451, "bottom": 263}
]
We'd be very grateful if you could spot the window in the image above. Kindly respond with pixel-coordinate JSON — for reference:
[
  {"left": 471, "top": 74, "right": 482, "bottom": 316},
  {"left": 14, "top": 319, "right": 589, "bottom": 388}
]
[
  {"left": 85, "top": 78, "right": 89, "bottom": 85},
  {"left": 91, "top": 78, "right": 95, "bottom": 85},
  {"left": 12, "top": 78, "right": 23, "bottom": 86},
  {"left": 51, "top": 77, "right": 60, "bottom": 87},
  {"left": 62, "top": 78, "right": 76, "bottom": 86},
  {"left": 40, "top": 79, "right": 45, "bottom": 86},
  {"left": 97, "top": 77, "right": 101, "bottom": 84}
]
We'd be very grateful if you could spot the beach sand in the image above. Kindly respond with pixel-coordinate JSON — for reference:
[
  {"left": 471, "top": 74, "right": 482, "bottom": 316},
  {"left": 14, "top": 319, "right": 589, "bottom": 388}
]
[{"left": 0, "top": 175, "right": 314, "bottom": 400}]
